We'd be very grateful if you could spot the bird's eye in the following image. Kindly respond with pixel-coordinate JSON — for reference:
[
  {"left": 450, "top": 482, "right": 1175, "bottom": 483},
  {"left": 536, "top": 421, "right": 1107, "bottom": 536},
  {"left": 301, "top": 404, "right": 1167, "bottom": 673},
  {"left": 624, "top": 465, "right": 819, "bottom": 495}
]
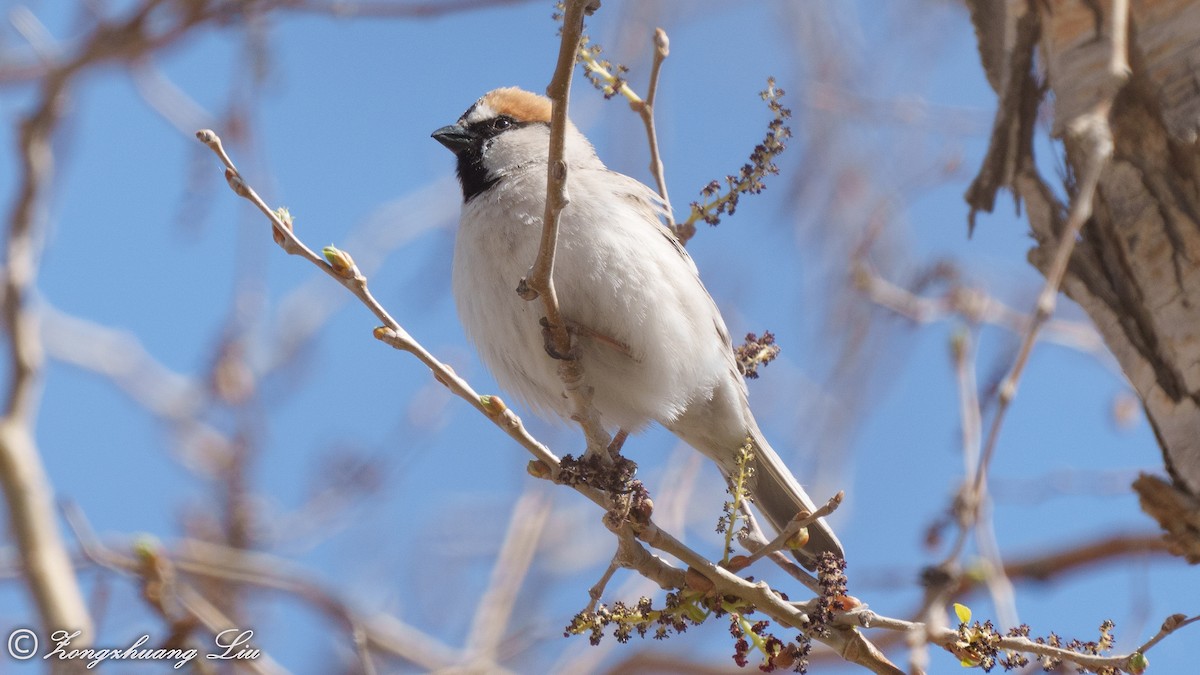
[{"left": 492, "top": 116, "right": 514, "bottom": 131}]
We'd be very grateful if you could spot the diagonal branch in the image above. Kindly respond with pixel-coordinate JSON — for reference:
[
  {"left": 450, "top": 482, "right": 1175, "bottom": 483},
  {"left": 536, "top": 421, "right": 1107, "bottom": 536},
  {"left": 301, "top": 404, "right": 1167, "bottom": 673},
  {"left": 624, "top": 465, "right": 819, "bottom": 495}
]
[
  {"left": 199, "top": 128, "right": 901, "bottom": 672},
  {"left": 464, "top": 490, "right": 552, "bottom": 665},
  {"left": 967, "top": 111, "right": 1115, "bottom": 539}
]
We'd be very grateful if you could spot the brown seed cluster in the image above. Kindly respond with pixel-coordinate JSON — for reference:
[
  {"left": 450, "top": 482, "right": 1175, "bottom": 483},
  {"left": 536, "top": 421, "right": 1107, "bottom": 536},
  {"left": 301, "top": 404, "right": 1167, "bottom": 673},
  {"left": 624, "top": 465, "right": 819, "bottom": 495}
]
[
  {"left": 686, "top": 78, "right": 793, "bottom": 229},
  {"left": 735, "top": 331, "right": 781, "bottom": 380}
]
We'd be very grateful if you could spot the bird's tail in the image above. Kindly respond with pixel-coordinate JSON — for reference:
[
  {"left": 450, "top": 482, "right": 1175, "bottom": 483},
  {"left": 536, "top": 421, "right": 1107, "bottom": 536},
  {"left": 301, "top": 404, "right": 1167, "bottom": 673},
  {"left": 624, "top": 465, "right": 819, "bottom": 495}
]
[
  {"left": 744, "top": 426, "right": 843, "bottom": 570},
  {"left": 663, "top": 380, "right": 843, "bottom": 570}
]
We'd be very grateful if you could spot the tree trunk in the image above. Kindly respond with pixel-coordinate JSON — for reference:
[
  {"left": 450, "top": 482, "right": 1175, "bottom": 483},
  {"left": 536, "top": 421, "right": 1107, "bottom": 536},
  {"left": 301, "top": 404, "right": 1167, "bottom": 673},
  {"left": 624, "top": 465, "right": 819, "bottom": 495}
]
[{"left": 965, "top": 0, "right": 1200, "bottom": 562}]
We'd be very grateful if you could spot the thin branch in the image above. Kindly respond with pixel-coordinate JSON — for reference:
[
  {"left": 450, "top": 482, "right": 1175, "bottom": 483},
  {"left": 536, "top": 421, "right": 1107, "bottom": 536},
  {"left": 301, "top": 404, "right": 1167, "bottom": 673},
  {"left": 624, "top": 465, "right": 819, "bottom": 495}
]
[
  {"left": 739, "top": 492, "right": 844, "bottom": 573},
  {"left": 196, "top": 130, "right": 581, "bottom": 489},
  {"left": 853, "top": 262, "right": 1116, "bottom": 370},
  {"left": 519, "top": 0, "right": 590, "bottom": 349},
  {"left": 951, "top": 330, "right": 1018, "bottom": 628},
  {"left": 586, "top": 560, "right": 621, "bottom": 614},
  {"left": 517, "top": 0, "right": 612, "bottom": 457},
  {"left": 735, "top": 504, "right": 819, "bottom": 591},
  {"left": 1136, "top": 614, "right": 1199, "bottom": 654},
  {"left": 174, "top": 584, "right": 287, "bottom": 675},
  {"left": 575, "top": 28, "right": 673, "bottom": 229},
  {"left": 66, "top": 502, "right": 472, "bottom": 673},
  {"left": 0, "top": 28, "right": 92, "bottom": 647},
  {"left": 464, "top": 490, "right": 552, "bottom": 665},
  {"left": 969, "top": 111, "right": 1114, "bottom": 508},
  {"left": 633, "top": 28, "right": 673, "bottom": 227},
  {"left": 860, "top": 610, "right": 1159, "bottom": 673},
  {"left": 983, "top": 533, "right": 1170, "bottom": 588}
]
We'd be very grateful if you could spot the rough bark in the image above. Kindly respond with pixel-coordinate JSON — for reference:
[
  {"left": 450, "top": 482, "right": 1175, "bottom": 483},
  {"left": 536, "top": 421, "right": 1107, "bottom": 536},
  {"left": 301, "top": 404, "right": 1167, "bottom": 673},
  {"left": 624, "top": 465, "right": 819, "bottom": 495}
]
[{"left": 966, "top": 0, "right": 1200, "bottom": 562}]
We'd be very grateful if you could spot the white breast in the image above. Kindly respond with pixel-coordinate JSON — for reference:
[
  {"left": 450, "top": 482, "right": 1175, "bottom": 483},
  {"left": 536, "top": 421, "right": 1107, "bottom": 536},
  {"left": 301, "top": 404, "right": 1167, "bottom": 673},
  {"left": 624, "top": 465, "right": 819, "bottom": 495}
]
[{"left": 452, "top": 166, "right": 735, "bottom": 434}]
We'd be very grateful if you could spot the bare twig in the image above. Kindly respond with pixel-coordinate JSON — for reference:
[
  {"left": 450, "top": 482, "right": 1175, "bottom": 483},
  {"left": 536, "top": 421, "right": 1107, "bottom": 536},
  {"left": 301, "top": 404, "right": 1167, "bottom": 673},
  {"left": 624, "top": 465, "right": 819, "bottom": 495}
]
[
  {"left": 950, "top": 330, "right": 1018, "bottom": 628},
  {"left": 632, "top": 28, "right": 674, "bottom": 227},
  {"left": 174, "top": 584, "right": 286, "bottom": 675},
  {"left": 739, "top": 492, "right": 844, "bottom": 572},
  {"left": 1136, "top": 614, "right": 1199, "bottom": 654},
  {"left": 586, "top": 560, "right": 621, "bottom": 614},
  {"left": 970, "top": 112, "right": 1114, "bottom": 512},
  {"left": 519, "top": 0, "right": 590, "bottom": 348},
  {"left": 65, "top": 501, "right": 472, "bottom": 673},
  {"left": 196, "top": 130, "right": 581, "bottom": 489},
  {"left": 735, "top": 505, "right": 819, "bottom": 591},
  {"left": 574, "top": 28, "right": 670, "bottom": 220},
  {"left": 1, "top": 36, "right": 92, "bottom": 649},
  {"left": 518, "top": 0, "right": 612, "bottom": 457},
  {"left": 859, "top": 605, "right": 1171, "bottom": 673},
  {"left": 853, "top": 262, "right": 1115, "bottom": 369},
  {"left": 464, "top": 490, "right": 552, "bottom": 666},
  {"left": 966, "top": 0, "right": 1128, "bottom": 529}
]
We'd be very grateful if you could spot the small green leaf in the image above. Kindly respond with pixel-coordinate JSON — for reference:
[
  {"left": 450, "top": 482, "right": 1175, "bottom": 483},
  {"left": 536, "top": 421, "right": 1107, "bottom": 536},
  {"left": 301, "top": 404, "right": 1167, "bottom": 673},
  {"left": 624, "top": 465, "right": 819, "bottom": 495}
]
[
  {"left": 959, "top": 656, "right": 979, "bottom": 668},
  {"left": 953, "top": 603, "right": 972, "bottom": 624},
  {"left": 1128, "top": 652, "right": 1148, "bottom": 674}
]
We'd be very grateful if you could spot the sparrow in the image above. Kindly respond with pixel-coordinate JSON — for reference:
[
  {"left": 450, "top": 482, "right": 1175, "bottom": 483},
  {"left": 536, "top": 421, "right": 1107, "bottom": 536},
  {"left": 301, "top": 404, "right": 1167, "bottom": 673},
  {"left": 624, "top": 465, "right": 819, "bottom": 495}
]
[{"left": 433, "top": 87, "right": 843, "bottom": 568}]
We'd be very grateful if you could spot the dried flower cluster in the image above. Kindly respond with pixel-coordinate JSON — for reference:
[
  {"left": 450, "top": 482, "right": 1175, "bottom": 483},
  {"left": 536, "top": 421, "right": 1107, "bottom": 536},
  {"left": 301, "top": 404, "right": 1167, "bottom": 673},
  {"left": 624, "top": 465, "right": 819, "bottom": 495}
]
[
  {"left": 953, "top": 612, "right": 1003, "bottom": 669},
  {"left": 810, "top": 552, "right": 849, "bottom": 635},
  {"left": 728, "top": 616, "right": 811, "bottom": 673},
  {"left": 735, "top": 331, "right": 781, "bottom": 380},
  {"left": 564, "top": 592, "right": 703, "bottom": 645},
  {"left": 577, "top": 37, "right": 634, "bottom": 101},
  {"left": 564, "top": 441, "right": 820, "bottom": 671},
  {"left": 953, "top": 604, "right": 1124, "bottom": 673},
  {"left": 553, "top": 3, "right": 639, "bottom": 103},
  {"left": 716, "top": 440, "right": 757, "bottom": 560},
  {"left": 683, "top": 78, "right": 793, "bottom": 230},
  {"left": 556, "top": 452, "right": 638, "bottom": 494},
  {"left": 1023, "top": 620, "right": 1119, "bottom": 673}
]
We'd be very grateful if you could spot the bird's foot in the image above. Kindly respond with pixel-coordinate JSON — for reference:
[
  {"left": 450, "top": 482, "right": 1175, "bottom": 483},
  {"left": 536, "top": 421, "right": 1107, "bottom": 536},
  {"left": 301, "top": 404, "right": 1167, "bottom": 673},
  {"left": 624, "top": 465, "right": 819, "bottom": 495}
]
[{"left": 539, "top": 317, "right": 575, "bottom": 360}]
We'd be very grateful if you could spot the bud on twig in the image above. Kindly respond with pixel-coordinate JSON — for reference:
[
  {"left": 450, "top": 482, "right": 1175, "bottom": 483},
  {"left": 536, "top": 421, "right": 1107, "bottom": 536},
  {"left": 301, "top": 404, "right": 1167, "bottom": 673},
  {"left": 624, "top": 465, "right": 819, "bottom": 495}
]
[
  {"left": 527, "top": 460, "right": 552, "bottom": 479},
  {"left": 480, "top": 394, "right": 508, "bottom": 416},
  {"left": 786, "top": 526, "right": 810, "bottom": 550},
  {"left": 654, "top": 27, "right": 669, "bottom": 57},
  {"left": 273, "top": 207, "right": 294, "bottom": 246},
  {"left": 724, "top": 554, "right": 751, "bottom": 572},
  {"left": 322, "top": 245, "right": 361, "bottom": 280}
]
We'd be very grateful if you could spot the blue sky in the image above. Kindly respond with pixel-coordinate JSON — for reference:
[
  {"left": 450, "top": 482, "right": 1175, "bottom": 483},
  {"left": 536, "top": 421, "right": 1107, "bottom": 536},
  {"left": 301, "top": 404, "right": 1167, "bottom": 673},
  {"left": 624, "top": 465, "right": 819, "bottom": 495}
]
[{"left": 1, "top": 0, "right": 1195, "bottom": 672}]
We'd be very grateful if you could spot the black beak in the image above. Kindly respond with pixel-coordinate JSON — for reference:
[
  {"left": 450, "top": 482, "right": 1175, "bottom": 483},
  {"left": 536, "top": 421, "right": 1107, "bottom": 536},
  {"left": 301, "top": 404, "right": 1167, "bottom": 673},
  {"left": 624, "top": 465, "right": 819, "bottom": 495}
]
[{"left": 432, "top": 124, "right": 475, "bottom": 153}]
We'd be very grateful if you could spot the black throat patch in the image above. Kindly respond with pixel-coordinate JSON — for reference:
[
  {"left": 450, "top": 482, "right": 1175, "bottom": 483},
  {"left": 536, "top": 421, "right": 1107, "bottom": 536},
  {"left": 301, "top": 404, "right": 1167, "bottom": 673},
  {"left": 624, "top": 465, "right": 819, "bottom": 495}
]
[
  {"left": 451, "top": 118, "right": 545, "bottom": 202},
  {"left": 455, "top": 142, "right": 500, "bottom": 202}
]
